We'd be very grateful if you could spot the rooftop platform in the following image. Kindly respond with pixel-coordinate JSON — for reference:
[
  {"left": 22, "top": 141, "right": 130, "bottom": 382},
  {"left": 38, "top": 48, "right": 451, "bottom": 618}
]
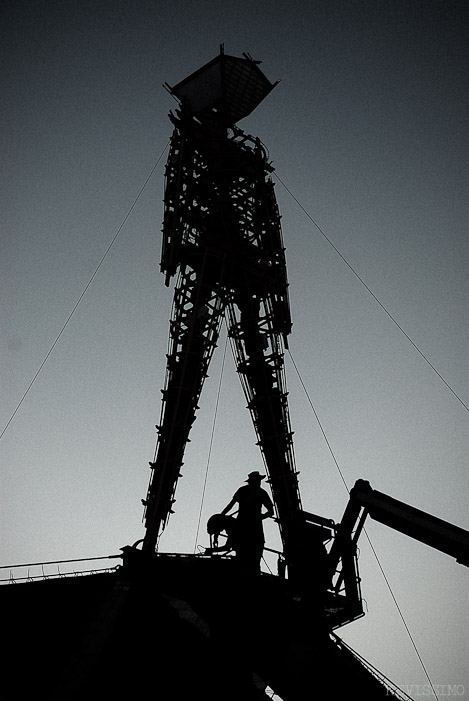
[{"left": 2, "top": 548, "right": 406, "bottom": 699}]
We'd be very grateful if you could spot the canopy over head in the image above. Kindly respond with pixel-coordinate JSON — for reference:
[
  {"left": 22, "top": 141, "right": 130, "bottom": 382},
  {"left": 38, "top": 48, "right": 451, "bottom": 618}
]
[{"left": 166, "top": 46, "right": 278, "bottom": 126}]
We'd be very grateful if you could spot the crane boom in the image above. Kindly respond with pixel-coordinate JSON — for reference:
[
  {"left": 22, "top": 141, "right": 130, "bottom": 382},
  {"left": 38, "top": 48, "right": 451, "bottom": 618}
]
[{"left": 329, "top": 479, "right": 469, "bottom": 572}]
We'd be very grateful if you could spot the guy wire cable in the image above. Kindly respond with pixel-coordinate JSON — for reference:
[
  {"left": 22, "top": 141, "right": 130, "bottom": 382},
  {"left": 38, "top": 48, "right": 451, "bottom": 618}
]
[
  {"left": 1, "top": 141, "right": 169, "bottom": 441},
  {"left": 275, "top": 172, "right": 468, "bottom": 415},
  {"left": 193, "top": 329, "right": 229, "bottom": 554},
  {"left": 287, "top": 347, "right": 439, "bottom": 700}
]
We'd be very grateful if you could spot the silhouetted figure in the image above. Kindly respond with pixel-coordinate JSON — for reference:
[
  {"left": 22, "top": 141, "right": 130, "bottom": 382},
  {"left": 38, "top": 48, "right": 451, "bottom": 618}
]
[{"left": 221, "top": 471, "right": 274, "bottom": 574}]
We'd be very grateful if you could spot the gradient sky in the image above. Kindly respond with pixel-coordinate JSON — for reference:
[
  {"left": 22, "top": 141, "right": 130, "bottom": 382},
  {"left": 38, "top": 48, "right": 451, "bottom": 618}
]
[{"left": 2, "top": 1, "right": 468, "bottom": 697}]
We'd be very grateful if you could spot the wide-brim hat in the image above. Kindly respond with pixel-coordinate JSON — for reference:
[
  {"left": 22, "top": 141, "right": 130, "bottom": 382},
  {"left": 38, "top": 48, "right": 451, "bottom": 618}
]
[{"left": 246, "top": 471, "right": 265, "bottom": 482}]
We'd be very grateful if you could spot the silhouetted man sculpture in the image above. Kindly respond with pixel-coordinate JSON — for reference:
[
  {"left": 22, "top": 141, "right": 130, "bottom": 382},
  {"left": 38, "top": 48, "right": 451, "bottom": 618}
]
[{"left": 221, "top": 471, "right": 274, "bottom": 574}]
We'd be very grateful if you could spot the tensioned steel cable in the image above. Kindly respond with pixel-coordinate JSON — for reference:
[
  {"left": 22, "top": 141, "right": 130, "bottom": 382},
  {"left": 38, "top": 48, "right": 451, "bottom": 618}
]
[
  {"left": 275, "top": 173, "right": 468, "bottom": 414},
  {"left": 1, "top": 142, "right": 169, "bottom": 441},
  {"left": 287, "top": 347, "right": 438, "bottom": 700},
  {"left": 0, "top": 554, "right": 121, "bottom": 570},
  {"left": 363, "top": 531, "right": 438, "bottom": 700},
  {"left": 193, "top": 330, "right": 229, "bottom": 553},
  {"left": 288, "top": 349, "right": 349, "bottom": 492}
]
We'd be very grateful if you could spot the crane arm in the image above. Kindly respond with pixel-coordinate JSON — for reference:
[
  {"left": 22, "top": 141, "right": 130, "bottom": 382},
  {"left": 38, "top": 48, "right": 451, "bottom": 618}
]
[{"left": 330, "top": 479, "right": 469, "bottom": 569}]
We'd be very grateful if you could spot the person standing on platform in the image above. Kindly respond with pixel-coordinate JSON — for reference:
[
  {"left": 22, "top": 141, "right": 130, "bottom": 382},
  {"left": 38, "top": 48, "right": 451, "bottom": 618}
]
[{"left": 221, "top": 471, "right": 274, "bottom": 573}]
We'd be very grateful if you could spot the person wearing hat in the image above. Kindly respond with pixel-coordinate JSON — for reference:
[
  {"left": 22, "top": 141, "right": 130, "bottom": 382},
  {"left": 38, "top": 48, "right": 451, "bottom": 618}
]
[{"left": 221, "top": 471, "right": 274, "bottom": 573}]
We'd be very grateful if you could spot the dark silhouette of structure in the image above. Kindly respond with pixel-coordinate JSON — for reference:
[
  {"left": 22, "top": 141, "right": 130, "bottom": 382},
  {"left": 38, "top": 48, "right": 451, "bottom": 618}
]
[
  {"left": 140, "top": 48, "right": 367, "bottom": 632},
  {"left": 141, "top": 48, "right": 301, "bottom": 571},
  {"left": 2, "top": 48, "right": 468, "bottom": 700}
]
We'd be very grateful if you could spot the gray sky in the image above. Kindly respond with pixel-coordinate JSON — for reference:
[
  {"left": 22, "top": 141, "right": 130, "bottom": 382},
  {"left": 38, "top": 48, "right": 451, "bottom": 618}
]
[{"left": 2, "top": 0, "right": 468, "bottom": 696}]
